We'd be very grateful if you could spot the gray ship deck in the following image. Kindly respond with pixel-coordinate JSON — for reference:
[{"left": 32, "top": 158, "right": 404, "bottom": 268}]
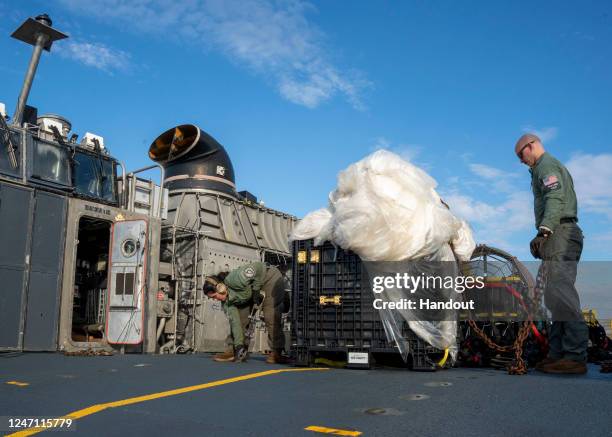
[{"left": 1, "top": 353, "right": 610, "bottom": 436}]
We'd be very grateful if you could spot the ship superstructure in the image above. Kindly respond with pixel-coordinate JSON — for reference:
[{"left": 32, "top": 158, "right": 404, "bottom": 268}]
[{"left": 0, "top": 14, "right": 296, "bottom": 355}]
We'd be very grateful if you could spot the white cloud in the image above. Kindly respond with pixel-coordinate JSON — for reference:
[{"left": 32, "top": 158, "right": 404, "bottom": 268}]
[
  {"left": 444, "top": 191, "right": 532, "bottom": 232},
  {"left": 371, "top": 137, "right": 391, "bottom": 150},
  {"left": 370, "top": 137, "right": 422, "bottom": 162},
  {"left": 442, "top": 159, "right": 534, "bottom": 256},
  {"left": 566, "top": 153, "right": 612, "bottom": 219},
  {"left": 57, "top": 40, "right": 131, "bottom": 73},
  {"left": 443, "top": 193, "right": 499, "bottom": 223},
  {"left": 443, "top": 190, "right": 533, "bottom": 256},
  {"left": 521, "top": 126, "right": 558, "bottom": 143},
  {"left": 469, "top": 163, "right": 505, "bottom": 180},
  {"left": 59, "top": 0, "right": 369, "bottom": 109},
  {"left": 467, "top": 162, "right": 520, "bottom": 194}
]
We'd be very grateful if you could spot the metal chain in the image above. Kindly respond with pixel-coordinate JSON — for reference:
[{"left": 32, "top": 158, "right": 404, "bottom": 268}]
[
  {"left": 466, "top": 261, "right": 547, "bottom": 375},
  {"left": 459, "top": 247, "right": 550, "bottom": 375},
  {"left": 467, "top": 320, "right": 531, "bottom": 374},
  {"left": 64, "top": 349, "right": 113, "bottom": 356}
]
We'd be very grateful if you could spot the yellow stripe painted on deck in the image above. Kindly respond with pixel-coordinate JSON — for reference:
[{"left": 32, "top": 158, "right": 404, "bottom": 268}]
[
  {"left": 7, "top": 368, "right": 328, "bottom": 437},
  {"left": 305, "top": 425, "right": 362, "bottom": 436},
  {"left": 6, "top": 381, "right": 29, "bottom": 387}
]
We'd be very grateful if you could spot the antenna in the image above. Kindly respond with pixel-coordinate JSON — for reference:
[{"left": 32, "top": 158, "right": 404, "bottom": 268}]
[{"left": 11, "top": 14, "right": 67, "bottom": 126}]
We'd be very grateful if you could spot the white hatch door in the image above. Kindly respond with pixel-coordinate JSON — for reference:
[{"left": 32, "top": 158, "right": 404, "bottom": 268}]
[{"left": 106, "top": 219, "right": 147, "bottom": 344}]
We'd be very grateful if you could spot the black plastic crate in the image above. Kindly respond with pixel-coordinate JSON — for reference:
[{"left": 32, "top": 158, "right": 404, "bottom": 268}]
[{"left": 291, "top": 239, "right": 444, "bottom": 370}]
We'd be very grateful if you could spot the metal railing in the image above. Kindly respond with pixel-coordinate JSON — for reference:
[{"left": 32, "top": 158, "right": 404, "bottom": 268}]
[
  {"left": 0, "top": 115, "right": 19, "bottom": 169},
  {"left": 123, "top": 164, "right": 166, "bottom": 218}
]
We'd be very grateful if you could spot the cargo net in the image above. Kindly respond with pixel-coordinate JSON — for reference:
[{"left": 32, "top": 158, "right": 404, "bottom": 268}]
[{"left": 460, "top": 245, "right": 548, "bottom": 374}]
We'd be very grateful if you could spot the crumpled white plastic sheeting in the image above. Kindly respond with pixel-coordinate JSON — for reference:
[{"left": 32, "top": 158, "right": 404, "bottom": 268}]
[
  {"left": 288, "top": 208, "right": 332, "bottom": 243},
  {"left": 452, "top": 219, "right": 476, "bottom": 263},
  {"left": 291, "top": 150, "right": 475, "bottom": 262},
  {"left": 291, "top": 150, "right": 477, "bottom": 360},
  {"left": 376, "top": 243, "right": 461, "bottom": 361}
]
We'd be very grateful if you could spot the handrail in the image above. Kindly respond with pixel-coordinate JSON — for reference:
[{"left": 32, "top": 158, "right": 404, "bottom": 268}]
[
  {"left": 126, "top": 163, "right": 165, "bottom": 217},
  {"left": 0, "top": 115, "right": 18, "bottom": 169},
  {"left": 127, "top": 164, "right": 165, "bottom": 190},
  {"left": 115, "top": 160, "right": 127, "bottom": 208}
]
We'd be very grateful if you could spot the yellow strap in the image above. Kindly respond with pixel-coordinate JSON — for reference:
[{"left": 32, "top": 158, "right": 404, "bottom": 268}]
[
  {"left": 437, "top": 348, "right": 449, "bottom": 367},
  {"left": 305, "top": 426, "right": 362, "bottom": 436}
]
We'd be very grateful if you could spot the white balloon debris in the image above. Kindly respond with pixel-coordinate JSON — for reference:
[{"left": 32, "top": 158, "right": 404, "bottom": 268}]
[{"left": 290, "top": 149, "right": 477, "bottom": 359}]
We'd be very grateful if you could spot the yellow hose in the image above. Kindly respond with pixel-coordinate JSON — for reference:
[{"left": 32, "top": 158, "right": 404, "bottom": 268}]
[{"left": 437, "top": 348, "right": 449, "bottom": 367}]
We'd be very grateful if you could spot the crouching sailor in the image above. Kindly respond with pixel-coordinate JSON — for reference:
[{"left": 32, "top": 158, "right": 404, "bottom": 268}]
[
  {"left": 205, "top": 262, "right": 288, "bottom": 364},
  {"left": 203, "top": 274, "right": 250, "bottom": 362}
]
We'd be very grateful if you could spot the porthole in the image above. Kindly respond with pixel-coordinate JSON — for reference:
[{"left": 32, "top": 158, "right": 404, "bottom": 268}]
[{"left": 121, "top": 238, "right": 137, "bottom": 258}]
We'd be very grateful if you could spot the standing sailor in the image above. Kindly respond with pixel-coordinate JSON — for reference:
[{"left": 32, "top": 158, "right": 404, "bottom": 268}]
[{"left": 515, "top": 133, "right": 588, "bottom": 374}]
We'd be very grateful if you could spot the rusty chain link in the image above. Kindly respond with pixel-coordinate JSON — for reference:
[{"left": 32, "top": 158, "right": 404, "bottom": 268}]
[
  {"left": 63, "top": 349, "right": 113, "bottom": 356},
  {"left": 467, "top": 319, "right": 531, "bottom": 374},
  {"left": 465, "top": 261, "right": 547, "bottom": 375}
]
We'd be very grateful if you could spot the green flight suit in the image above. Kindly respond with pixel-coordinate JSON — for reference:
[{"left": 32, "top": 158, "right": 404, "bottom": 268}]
[
  {"left": 224, "top": 262, "right": 266, "bottom": 298},
  {"left": 223, "top": 262, "right": 286, "bottom": 352},
  {"left": 530, "top": 152, "right": 588, "bottom": 362},
  {"left": 530, "top": 152, "right": 578, "bottom": 232},
  {"left": 222, "top": 262, "right": 265, "bottom": 348}
]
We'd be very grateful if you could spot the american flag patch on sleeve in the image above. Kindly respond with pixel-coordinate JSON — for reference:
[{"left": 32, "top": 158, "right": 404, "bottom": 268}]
[{"left": 543, "top": 174, "right": 560, "bottom": 190}]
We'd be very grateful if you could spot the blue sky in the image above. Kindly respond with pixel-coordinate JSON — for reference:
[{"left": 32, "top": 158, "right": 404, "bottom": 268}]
[{"left": 1, "top": 0, "right": 611, "bottom": 261}]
